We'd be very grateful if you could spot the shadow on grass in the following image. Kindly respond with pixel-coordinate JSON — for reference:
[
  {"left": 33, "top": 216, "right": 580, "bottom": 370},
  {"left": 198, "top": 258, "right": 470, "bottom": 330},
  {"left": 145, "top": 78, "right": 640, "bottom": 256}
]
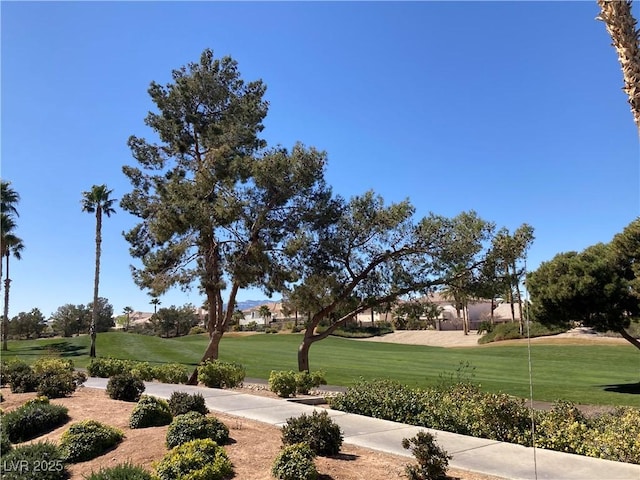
[
  {"left": 601, "top": 382, "right": 640, "bottom": 394},
  {"left": 21, "top": 341, "right": 87, "bottom": 357}
]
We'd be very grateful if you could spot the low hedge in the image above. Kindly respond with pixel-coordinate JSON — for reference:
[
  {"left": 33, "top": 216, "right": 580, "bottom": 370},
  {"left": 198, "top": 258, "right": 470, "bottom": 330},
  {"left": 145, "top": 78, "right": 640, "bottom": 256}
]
[
  {"left": 197, "top": 360, "right": 245, "bottom": 389},
  {"left": 330, "top": 379, "right": 640, "bottom": 464}
]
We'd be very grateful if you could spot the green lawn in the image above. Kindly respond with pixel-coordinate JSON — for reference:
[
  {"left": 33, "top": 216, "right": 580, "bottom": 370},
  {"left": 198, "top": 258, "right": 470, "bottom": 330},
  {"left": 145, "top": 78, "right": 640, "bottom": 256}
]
[{"left": 3, "top": 332, "right": 639, "bottom": 407}]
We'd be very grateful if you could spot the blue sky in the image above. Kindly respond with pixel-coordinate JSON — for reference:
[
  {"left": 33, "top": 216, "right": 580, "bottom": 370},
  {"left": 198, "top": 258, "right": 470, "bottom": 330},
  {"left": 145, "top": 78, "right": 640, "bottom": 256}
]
[{"left": 2, "top": 1, "right": 638, "bottom": 318}]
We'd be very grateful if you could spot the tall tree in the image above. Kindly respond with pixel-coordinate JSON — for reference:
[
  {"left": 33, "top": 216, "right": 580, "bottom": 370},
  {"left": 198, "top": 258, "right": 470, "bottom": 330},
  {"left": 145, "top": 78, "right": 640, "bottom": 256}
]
[
  {"left": 150, "top": 297, "right": 161, "bottom": 314},
  {"left": 1, "top": 180, "right": 21, "bottom": 350},
  {"left": 81, "top": 184, "right": 116, "bottom": 357},
  {"left": 122, "top": 306, "right": 134, "bottom": 331},
  {"left": 258, "top": 304, "right": 272, "bottom": 326},
  {"left": 121, "top": 49, "right": 335, "bottom": 383},
  {"left": 50, "top": 303, "right": 90, "bottom": 337},
  {"left": 9, "top": 308, "right": 46, "bottom": 340},
  {"left": 2, "top": 232, "right": 24, "bottom": 350},
  {"left": 597, "top": 0, "right": 640, "bottom": 133},
  {"left": 288, "top": 193, "right": 494, "bottom": 371},
  {"left": 528, "top": 239, "right": 639, "bottom": 350}
]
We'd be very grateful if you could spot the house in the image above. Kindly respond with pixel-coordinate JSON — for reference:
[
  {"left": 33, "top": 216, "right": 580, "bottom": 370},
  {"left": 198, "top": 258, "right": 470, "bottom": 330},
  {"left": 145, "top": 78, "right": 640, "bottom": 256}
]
[{"left": 240, "top": 302, "right": 289, "bottom": 326}]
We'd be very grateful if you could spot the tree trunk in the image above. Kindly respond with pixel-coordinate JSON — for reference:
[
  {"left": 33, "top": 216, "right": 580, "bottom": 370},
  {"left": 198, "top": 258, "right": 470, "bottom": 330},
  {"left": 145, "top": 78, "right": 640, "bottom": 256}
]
[
  {"left": 298, "top": 336, "right": 312, "bottom": 372},
  {"left": 187, "top": 330, "right": 223, "bottom": 384},
  {"left": 619, "top": 327, "right": 640, "bottom": 350},
  {"left": 90, "top": 208, "right": 102, "bottom": 358},
  {"left": 2, "top": 252, "right": 10, "bottom": 351},
  {"left": 490, "top": 297, "right": 495, "bottom": 325}
]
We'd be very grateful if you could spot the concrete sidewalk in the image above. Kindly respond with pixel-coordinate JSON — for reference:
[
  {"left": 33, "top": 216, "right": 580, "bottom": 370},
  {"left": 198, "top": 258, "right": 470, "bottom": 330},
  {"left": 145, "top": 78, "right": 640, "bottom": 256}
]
[{"left": 84, "top": 377, "right": 640, "bottom": 480}]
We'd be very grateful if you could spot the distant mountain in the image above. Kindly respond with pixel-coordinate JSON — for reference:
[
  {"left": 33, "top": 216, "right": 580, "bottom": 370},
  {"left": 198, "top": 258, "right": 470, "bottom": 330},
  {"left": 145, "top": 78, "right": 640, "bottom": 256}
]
[{"left": 234, "top": 299, "right": 281, "bottom": 311}]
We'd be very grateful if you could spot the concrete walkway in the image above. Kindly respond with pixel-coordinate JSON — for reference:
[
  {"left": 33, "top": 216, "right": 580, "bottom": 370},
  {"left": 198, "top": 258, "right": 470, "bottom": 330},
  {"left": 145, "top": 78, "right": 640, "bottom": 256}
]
[{"left": 84, "top": 377, "right": 640, "bottom": 480}]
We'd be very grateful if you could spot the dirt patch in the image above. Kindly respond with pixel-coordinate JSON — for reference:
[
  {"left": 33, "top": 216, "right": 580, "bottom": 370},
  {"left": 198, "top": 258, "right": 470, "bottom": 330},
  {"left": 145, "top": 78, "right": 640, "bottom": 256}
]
[
  {"left": 1, "top": 387, "right": 505, "bottom": 480},
  {"left": 358, "top": 328, "right": 630, "bottom": 348}
]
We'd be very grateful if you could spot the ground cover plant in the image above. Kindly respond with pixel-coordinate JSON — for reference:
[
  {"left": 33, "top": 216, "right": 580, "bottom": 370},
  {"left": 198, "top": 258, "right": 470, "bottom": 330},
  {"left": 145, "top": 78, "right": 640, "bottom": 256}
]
[
  {"left": 84, "top": 462, "right": 153, "bottom": 480},
  {"left": 4, "top": 331, "right": 638, "bottom": 405}
]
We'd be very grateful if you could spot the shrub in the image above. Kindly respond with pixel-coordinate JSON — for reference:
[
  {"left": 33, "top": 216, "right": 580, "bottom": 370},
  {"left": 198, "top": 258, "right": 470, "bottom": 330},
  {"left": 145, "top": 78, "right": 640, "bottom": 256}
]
[
  {"left": 130, "top": 362, "right": 156, "bottom": 381},
  {"left": 197, "top": 360, "right": 245, "bottom": 389},
  {"left": 272, "top": 442, "right": 318, "bottom": 480},
  {"left": 1, "top": 428, "right": 12, "bottom": 453},
  {"left": 2, "top": 397, "right": 69, "bottom": 443},
  {"left": 153, "top": 363, "right": 189, "bottom": 384},
  {"left": 168, "top": 391, "right": 209, "bottom": 416},
  {"left": 329, "top": 378, "right": 425, "bottom": 425},
  {"left": 402, "top": 431, "right": 451, "bottom": 480},
  {"left": 129, "top": 395, "right": 173, "bottom": 429},
  {"left": 189, "top": 326, "right": 207, "bottom": 335},
  {"left": 85, "top": 462, "right": 153, "bottom": 480},
  {"left": 60, "top": 420, "right": 124, "bottom": 463},
  {"left": 269, "top": 370, "right": 297, "bottom": 398},
  {"left": 281, "top": 410, "right": 343, "bottom": 456},
  {"left": 154, "top": 438, "right": 233, "bottom": 480},
  {"left": 166, "top": 411, "right": 229, "bottom": 449},
  {"left": 0, "top": 359, "right": 7, "bottom": 385},
  {"left": 5, "top": 360, "right": 38, "bottom": 393},
  {"left": 295, "top": 370, "right": 327, "bottom": 395},
  {"left": 586, "top": 407, "right": 640, "bottom": 463},
  {"left": 535, "top": 401, "right": 590, "bottom": 454},
  {"left": 87, "top": 358, "right": 133, "bottom": 378},
  {"left": 245, "top": 321, "right": 258, "bottom": 331},
  {"left": 0, "top": 441, "right": 67, "bottom": 480},
  {"left": 106, "top": 372, "right": 145, "bottom": 401}
]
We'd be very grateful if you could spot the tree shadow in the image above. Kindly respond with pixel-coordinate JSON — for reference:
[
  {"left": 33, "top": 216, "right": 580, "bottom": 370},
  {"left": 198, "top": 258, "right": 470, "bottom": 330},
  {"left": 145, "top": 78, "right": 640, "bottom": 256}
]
[
  {"left": 318, "top": 475, "right": 335, "bottom": 480},
  {"left": 18, "top": 342, "right": 87, "bottom": 357},
  {"left": 601, "top": 382, "right": 640, "bottom": 394},
  {"left": 328, "top": 453, "right": 358, "bottom": 461}
]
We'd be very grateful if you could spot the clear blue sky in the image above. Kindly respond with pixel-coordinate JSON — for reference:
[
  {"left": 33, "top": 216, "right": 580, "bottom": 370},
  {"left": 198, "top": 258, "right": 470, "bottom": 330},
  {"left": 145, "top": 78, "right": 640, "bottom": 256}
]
[{"left": 2, "top": 1, "right": 638, "bottom": 318}]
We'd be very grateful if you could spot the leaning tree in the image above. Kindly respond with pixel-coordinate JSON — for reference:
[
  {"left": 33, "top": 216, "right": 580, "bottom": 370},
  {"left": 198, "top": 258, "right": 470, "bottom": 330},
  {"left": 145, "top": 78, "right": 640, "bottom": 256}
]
[{"left": 121, "top": 49, "right": 336, "bottom": 383}]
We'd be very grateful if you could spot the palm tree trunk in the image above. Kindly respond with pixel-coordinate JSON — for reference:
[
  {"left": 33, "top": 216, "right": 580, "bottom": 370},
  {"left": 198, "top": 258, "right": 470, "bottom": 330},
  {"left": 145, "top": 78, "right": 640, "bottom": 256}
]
[
  {"left": 90, "top": 208, "right": 102, "bottom": 358},
  {"left": 597, "top": 0, "right": 640, "bottom": 133},
  {"left": 2, "top": 252, "right": 10, "bottom": 351}
]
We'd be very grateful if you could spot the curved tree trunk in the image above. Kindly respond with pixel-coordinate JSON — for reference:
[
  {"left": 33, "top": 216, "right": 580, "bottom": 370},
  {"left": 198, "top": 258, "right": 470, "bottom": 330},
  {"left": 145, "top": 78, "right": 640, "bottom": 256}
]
[
  {"left": 90, "top": 208, "right": 102, "bottom": 358},
  {"left": 619, "top": 327, "right": 640, "bottom": 350},
  {"left": 187, "top": 330, "right": 223, "bottom": 385},
  {"left": 298, "top": 334, "right": 314, "bottom": 372},
  {"left": 2, "top": 252, "right": 10, "bottom": 351}
]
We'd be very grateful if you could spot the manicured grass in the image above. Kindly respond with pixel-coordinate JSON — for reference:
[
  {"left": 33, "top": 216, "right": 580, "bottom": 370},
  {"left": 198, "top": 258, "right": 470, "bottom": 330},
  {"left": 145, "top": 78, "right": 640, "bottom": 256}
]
[{"left": 3, "top": 332, "right": 638, "bottom": 406}]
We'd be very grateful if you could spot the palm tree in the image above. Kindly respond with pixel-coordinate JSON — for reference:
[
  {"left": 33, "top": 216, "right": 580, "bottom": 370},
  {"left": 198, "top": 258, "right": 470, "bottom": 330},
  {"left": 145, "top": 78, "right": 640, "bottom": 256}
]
[
  {"left": 258, "top": 304, "right": 272, "bottom": 326},
  {"left": 150, "top": 297, "right": 161, "bottom": 314},
  {"left": 123, "top": 306, "right": 134, "bottom": 331},
  {"left": 2, "top": 233, "right": 24, "bottom": 350},
  {"left": 81, "top": 185, "right": 116, "bottom": 358},
  {"left": 597, "top": 0, "right": 640, "bottom": 133},
  {"left": 1, "top": 180, "right": 21, "bottom": 351}
]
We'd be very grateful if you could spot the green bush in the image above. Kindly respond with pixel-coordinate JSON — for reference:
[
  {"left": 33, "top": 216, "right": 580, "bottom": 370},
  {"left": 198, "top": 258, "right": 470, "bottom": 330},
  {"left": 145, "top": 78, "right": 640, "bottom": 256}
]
[
  {"left": 84, "top": 461, "right": 153, "bottom": 480},
  {"left": 402, "top": 431, "right": 451, "bottom": 480},
  {"left": 2, "top": 397, "right": 69, "bottom": 442},
  {"left": 130, "top": 362, "right": 156, "bottom": 381},
  {"left": 1, "top": 428, "right": 12, "bottom": 453},
  {"left": 168, "top": 391, "right": 209, "bottom": 416},
  {"left": 281, "top": 410, "right": 343, "bottom": 456},
  {"left": 478, "top": 321, "right": 564, "bottom": 344},
  {"left": 129, "top": 395, "right": 173, "bottom": 429},
  {"left": 0, "top": 441, "right": 67, "bottom": 480},
  {"left": 60, "top": 420, "right": 124, "bottom": 463},
  {"left": 329, "top": 378, "right": 425, "bottom": 425},
  {"left": 153, "top": 363, "right": 189, "bottom": 384},
  {"left": 106, "top": 373, "right": 145, "bottom": 402},
  {"left": 269, "top": 371, "right": 297, "bottom": 398},
  {"left": 188, "top": 326, "right": 207, "bottom": 335},
  {"left": 0, "top": 359, "right": 7, "bottom": 385},
  {"left": 586, "top": 407, "right": 640, "bottom": 463},
  {"left": 154, "top": 438, "right": 233, "bottom": 480},
  {"left": 197, "top": 360, "right": 245, "bottom": 389},
  {"left": 535, "top": 401, "right": 589, "bottom": 454},
  {"left": 245, "top": 321, "right": 258, "bottom": 331},
  {"left": 295, "top": 371, "right": 327, "bottom": 395},
  {"left": 87, "top": 358, "right": 134, "bottom": 378},
  {"left": 5, "top": 360, "right": 38, "bottom": 393},
  {"left": 271, "top": 442, "right": 318, "bottom": 480},
  {"left": 166, "top": 411, "right": 229, "bottom": 449}
]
